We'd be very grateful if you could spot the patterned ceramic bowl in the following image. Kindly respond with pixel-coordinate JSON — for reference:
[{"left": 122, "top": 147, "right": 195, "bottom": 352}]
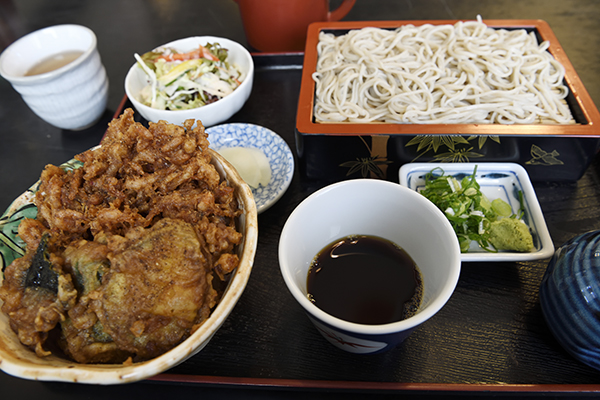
[
  {"left": 207, "top": 123, "right": 294, "bottom": 213},
  {"left": 540, "top": 230, "right": 600, "bottom": 371},
  {"left": 0, "top": 149, "right": 258, "bottom": 384}
]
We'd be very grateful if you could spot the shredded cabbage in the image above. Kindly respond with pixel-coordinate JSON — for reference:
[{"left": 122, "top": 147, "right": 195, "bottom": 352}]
[{"left": 134, "top": 42, "right": 244, "bottom": 111}]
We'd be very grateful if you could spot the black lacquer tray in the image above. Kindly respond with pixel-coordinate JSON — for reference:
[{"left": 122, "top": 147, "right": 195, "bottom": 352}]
[
  {"left": 121, "top": 54, "right": 600, "bottom": 394},
  {"left": 4, "top": 53, "right": 593, "bottom": 394}
]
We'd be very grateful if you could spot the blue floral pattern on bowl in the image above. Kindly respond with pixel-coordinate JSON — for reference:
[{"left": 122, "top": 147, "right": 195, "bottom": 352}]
[
  {"left": 207, "top": 123, "right": 294, "bottom": 214},
  {"left": 540, "top": 230, "right": 600, "bottom": 371}
]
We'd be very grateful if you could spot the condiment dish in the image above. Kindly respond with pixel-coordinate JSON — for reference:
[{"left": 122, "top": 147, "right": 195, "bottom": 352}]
[
  {"left": 207, "top": 123, "right": 294, "bottom": 214},
  {"left": 399, "top": 162, "right": 554, "bottom": 262}
]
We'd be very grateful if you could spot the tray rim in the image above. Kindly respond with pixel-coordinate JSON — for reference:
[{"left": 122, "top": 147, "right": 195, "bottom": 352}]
[
  {"left": 150, "top": 373, "right": 600, "bottom": 393},
  {"left": 296, "top": 19, "right": 600, "bottom": 137}
]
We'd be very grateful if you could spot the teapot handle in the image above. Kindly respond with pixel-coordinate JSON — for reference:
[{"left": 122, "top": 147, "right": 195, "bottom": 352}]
[{"left": 327, "top": 0, "right": 356, "bottom": 21}]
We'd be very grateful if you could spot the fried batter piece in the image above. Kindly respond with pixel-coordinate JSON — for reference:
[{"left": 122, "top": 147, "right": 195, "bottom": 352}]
[
  {"left": 0, "top": 109, "right": 243, "bottom": 362},
  {"left": 59, "top": 219, "right": 215, "bottom": 363},
  {"left": 89, "top": 218, "right": 216, "bottom": 361},
  {"left": 59, "top": 238, "right": 126, "bottom": 364},
  {"left": 36, "top": 108, "right": 242, "bottom": 249},
  {"left": 0, "top": 230, "right": 77, "bottom": 357}
]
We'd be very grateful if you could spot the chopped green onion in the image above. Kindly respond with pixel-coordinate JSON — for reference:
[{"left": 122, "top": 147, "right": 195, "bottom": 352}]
[{"left": 419, "top": 166, "right": 529, "bottom": 253}]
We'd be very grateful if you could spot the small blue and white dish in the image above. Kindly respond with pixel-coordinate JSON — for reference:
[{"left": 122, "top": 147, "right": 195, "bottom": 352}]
[
  {"left": 399, "top": 162, "right": 554, "bottom": 262},
  {"left": 206, "top": 123, "right": 294, "bottom": 214},
  {"left": 540, "top": 230, "right": 600, "bottom": 371}
]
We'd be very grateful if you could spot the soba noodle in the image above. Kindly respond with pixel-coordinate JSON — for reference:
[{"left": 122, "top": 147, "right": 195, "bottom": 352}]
[{"left": 312, "top": 17, "right": 574, "bottom": 124}]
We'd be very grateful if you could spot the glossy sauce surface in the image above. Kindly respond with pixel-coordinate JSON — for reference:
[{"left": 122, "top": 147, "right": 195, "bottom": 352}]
[{"left": 307, "top": 235, "right": 422, "bottom": 325}]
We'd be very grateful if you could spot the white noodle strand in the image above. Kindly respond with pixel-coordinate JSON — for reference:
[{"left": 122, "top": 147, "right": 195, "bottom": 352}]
[{"left": 312, "top": 17, "right": 575, "bottom": 124}]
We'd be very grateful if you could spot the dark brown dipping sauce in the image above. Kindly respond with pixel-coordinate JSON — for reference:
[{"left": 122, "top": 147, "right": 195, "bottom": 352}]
[{"left": 307, "top": 235, "right": 423, "bottom": 325}]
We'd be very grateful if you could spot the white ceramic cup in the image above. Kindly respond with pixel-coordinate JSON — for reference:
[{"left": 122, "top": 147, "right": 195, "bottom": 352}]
[
  {"left": 279, "top": 179, "right": 461, "bottom": 354},
  {"left": 0, "top": 24, "right": 108, "bottom": 130}
]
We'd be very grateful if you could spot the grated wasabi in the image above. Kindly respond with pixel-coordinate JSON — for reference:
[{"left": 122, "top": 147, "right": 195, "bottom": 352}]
[{"left": 419, "top": 166, "right": 534, "bottom": 253}]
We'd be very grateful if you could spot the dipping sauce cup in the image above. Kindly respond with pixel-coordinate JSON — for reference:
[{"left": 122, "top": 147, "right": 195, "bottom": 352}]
[
  {"left": 0, "top": 24, "right": 108, "bottom": 131},
  {"left": 278, "top": 179, "right": 461, "bottom": 354}
]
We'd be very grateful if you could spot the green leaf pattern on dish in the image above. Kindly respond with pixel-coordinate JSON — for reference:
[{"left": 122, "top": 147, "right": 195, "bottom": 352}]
[
  {"left": 0, "top": 188, "right": 37, "bottom": 273},
  {"left": 1, "top": 158, "right": 84, "bottom": 274}
]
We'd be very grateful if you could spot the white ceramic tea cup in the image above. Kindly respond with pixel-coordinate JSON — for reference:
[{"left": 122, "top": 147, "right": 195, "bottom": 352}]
[
  {"left": 279, "top": 179, "right": 461, "bottom": 354},
  {"left": 0, "top": 24, "right": 108, "bottom": 130}
]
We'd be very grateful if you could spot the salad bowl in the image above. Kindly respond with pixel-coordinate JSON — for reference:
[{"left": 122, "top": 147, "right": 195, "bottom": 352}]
[{"left": 125, "top": 36, "right": 254, "bottom": 127}]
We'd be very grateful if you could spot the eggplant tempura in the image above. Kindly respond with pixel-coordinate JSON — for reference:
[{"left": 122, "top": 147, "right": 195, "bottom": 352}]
[{"left": 0, "top": 109, "right": 242, "bottom": 363}]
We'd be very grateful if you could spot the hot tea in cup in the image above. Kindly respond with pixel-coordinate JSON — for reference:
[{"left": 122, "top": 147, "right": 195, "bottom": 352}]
[{"left": 0, "top": 24, "right": 108, "bottom": 131}]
